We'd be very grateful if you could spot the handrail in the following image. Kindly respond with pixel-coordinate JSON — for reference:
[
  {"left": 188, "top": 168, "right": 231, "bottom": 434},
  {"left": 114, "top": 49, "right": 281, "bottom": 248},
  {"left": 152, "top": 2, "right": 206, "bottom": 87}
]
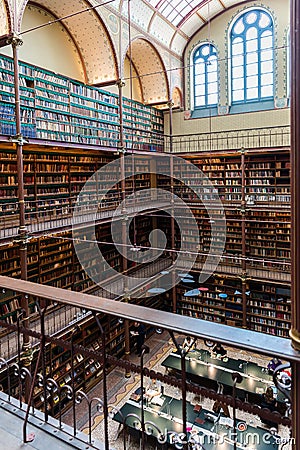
[{"left": 0, "top": 275, "right": 299, "bottom": 362}]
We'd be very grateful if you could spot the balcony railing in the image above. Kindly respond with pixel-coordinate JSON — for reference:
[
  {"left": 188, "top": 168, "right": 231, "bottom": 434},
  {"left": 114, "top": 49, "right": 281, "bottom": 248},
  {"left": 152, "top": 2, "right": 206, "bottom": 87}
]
[
  {"left": 164, "top": 125, "right": 290, "bottom": 153},
  {"left": 0, "top": 193, "right": 172, "bottom": 240},
  {"left": 0, "top": 275, "right": 297, "bottom": 449}
]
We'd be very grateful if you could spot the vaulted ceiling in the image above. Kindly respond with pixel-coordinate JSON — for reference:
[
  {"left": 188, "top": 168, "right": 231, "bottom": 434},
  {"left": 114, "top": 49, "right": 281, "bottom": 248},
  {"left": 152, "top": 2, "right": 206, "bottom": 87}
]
[{"left": 114, "top": 0, "right": 252, "bottom": 54}]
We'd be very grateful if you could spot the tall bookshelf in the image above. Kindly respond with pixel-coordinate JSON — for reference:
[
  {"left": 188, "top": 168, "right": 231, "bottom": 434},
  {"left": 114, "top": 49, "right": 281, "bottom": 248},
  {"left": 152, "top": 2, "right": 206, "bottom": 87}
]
[
  {"left": 174, "top": 152, "right": 291, "bottom": 272},
  {"left": 168, "top": 150, "right": 291, "bottom": 338},
  {"left": 0, "top": 53, "right": 164, "bottom": 150}
]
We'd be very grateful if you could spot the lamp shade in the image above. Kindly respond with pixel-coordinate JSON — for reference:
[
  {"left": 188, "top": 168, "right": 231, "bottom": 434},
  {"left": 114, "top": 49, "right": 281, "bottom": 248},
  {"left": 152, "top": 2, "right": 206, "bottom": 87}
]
[
  {"left": 147, "top": 287, "right": 166, "bottom": 294},
  {"left": 184, "top": 289, "right": 201, "bottom": 297},
  {"left": 181, "top": 278, "right": 195, "bottom": 283}
]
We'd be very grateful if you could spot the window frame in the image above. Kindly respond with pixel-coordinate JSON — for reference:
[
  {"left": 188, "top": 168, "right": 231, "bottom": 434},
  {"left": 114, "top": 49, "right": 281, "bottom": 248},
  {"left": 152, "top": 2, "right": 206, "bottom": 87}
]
[
  {"left": 192, "top": 42, "right": 219, "bottom": 111},
  {"left": 228, "top": 7, "right": 274, "bottom": 106}
]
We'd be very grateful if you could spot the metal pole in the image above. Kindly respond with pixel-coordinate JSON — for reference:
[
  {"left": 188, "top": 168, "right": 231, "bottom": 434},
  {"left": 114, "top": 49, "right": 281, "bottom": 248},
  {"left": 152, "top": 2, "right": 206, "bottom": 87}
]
[
  {"left": 240, "top": 148, "right": 248, "bottom": 328},
  {"left": 70, "top": 328, "right": 77, "bottom": 436},
  {"left": 180, "top": 351, "right": 188, "bottom": 450},
  {"left": 117, "top": 79, "right": 131, "bottom": 377},
  {"left": 231, "top": 372, "right": 242, "bottom": 450},
  {"left": 168, "top": 331, "right": 188, "bottom": 449},
  {"left": 168, "top": 100, "right": 177, "bottom": 314},
  {"left": 290, "top": 0, "right": 300, "bottom": 447},
  {"left": 93, "top": 313, "right": 109, "bottom": 450},
  {"left": 140, "top": 344, "right": 149, "bottom": 450},
  {"left": 9, "top": 33, "right": 31, "bottom": 401}
]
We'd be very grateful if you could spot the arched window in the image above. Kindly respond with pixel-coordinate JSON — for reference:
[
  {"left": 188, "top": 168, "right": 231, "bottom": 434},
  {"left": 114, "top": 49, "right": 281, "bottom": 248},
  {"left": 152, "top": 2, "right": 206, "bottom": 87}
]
[
  {"left": 193, "top": 43, "right": 218, "bottom": 108},
  {"left": 230, "top": 9, "right": 274, "bottom": 104}
]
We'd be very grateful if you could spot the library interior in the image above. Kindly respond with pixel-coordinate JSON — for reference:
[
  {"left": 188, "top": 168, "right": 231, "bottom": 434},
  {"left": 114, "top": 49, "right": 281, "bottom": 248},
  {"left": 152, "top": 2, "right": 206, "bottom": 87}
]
[{"left": 0, "top": 0, "right": 299, "bottom": 449}]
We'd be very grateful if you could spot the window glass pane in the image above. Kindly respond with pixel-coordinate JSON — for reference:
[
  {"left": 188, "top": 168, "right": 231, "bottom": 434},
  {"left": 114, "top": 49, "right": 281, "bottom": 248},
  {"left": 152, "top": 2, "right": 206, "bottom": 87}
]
[
  {"left": 246, "top": 63, "right": 258, "bottom": 76},
  {"left": 207, "top": 63, "right": 217, "bottom": 73},
  {"left": 261, "top": 34, "right": 272, "bottom": 50},
  {"left": 207, "top": 82, "right": 217, "bottom": 94},
  {"left": 259, "top": 12, "right": 271, "bottom": 28},
  {"left": 261, "top": 73, "right": 273, "bottom": 86},
  {"left": 246, "top": 12, "right": 257, "bottom": 24},
  {"left": 208, "top": 93, "right": 218, "bottom": 105},
  {"left": 195, "top": 96, "right": 205, "bottom": 106},
  {"left": 201, "top": 45, "right": 210, "bottom": 56},
  {"left": 246, "top": 27, "right": 257, "bottom": 41},
  {"left": 233, "top": 66, "right": 244, "bottom": 78},
  {"left": 194, "top": 61, "right": 205, "bottom": 75},
  {"left": 246, "top": 88, "right": 258, "bottom": 100},
  {"left": 261, "top": 85, "right": 273, "bottom": 97},
  {"left": 162, "top": 4, "right": 173, "bottom": 14},
  {"left": 195, "top": 85, "right": 205, "bottom": 96},
  {"left": 246, "top": 52, "right": 258, "bottom": 64},
  {"left": 246, "top": 38, "right": 257, "bottom": 53},
  {"left": 180, "top": 5, "right": 191, "bottom": 16},
  {"left": 232, "top": 41, "right": 244, "bottom": 55},
  {"left": 233, "top": 78, "right": 244, "bottom": 90},
  {"left": 195, "top": 74, "right": 205, "bottom": 85},
  {"left": 233, "top": 90, "right": 244, "bottom": 101},
  {"left": 232, "top": 55, "right": 244, "bottom": 67},
  {"left": 261, "top": 61, "right": 272, "bottom": 73},
  {"left": 247, "top": 75, "right": 258, "bottom": 88},
  {"left": 247, "top": 87, "right": 258, "bottom": 99},
  {"left": 233, "top": 18, "right": 244, "bottom": 34},
  {"left": 261, "top": 50, "right": 273, "bottom": 61},
  {"left": 208, "top": 72, "right": 218, "bottom": 82}
]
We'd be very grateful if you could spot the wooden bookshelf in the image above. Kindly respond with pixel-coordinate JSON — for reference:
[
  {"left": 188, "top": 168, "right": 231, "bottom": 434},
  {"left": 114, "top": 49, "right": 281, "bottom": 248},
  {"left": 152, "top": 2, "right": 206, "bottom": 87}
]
[{"left": 0, "top": 53, "right": 164, "bottom": 150}]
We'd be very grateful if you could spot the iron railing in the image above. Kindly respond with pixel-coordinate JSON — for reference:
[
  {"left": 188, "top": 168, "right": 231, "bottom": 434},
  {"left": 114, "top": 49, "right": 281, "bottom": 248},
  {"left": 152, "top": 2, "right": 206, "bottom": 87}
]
[
  {"left": 0, "top": 275, "right": 296, "bottom": 450},
  {"left": 164, "top": 125, "right": 290, "bottom": 153}
]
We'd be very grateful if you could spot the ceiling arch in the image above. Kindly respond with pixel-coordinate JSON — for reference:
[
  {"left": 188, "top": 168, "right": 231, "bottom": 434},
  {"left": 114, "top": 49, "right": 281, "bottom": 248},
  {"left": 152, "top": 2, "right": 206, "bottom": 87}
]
[
  {"left": 125, "top": 37, "right": 169, "bottom": 104},
  {"left": 17, "top": 0, "right": 118, "bottom": 84}
]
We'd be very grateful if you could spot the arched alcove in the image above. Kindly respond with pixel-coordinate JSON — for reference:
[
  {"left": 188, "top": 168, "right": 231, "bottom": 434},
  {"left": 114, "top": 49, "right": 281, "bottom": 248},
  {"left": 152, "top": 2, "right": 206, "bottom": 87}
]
[
  {"left": 15, "top": 0, "right": 118, "bottom": 84},
  {"left": 172, "top": 86, "right": 182, "bottom": 108},
  {"left": 124, "top": 37, "right": 169, "bottom": 104}
]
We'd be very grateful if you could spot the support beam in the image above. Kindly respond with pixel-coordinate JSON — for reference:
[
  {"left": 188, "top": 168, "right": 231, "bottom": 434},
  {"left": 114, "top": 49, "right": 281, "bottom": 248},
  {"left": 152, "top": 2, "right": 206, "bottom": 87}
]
[{"left": 290, "top": 0, "right": 300, "bottom": 447}]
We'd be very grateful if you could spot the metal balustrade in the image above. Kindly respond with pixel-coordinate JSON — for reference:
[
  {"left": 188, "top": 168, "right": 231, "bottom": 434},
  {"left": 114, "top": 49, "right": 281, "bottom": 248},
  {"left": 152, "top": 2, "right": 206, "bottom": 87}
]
[
  {"left": 0, "top": 275, "right": 297, "bottom": 449},
  {"left": 164, "top": 125, "right": 290, "bottom": 153},
  {"left": 0, "top": 194, "right": 172, "bottom": 240}
]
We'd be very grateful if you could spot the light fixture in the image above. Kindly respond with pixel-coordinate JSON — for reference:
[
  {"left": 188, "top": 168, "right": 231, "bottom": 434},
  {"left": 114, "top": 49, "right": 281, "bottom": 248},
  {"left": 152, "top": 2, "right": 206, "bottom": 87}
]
[
  {"left": 184, "top": 289, "right": 200, "bottom": 297},
  {"left": 155, "top": 328, "right": 163, "bottom": 334},
  {"left": 181, "top": 278, "right": 195, "bottom": 283},
  {"left": 147, "top": 287, "right": 166, "bottom": 294}
]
